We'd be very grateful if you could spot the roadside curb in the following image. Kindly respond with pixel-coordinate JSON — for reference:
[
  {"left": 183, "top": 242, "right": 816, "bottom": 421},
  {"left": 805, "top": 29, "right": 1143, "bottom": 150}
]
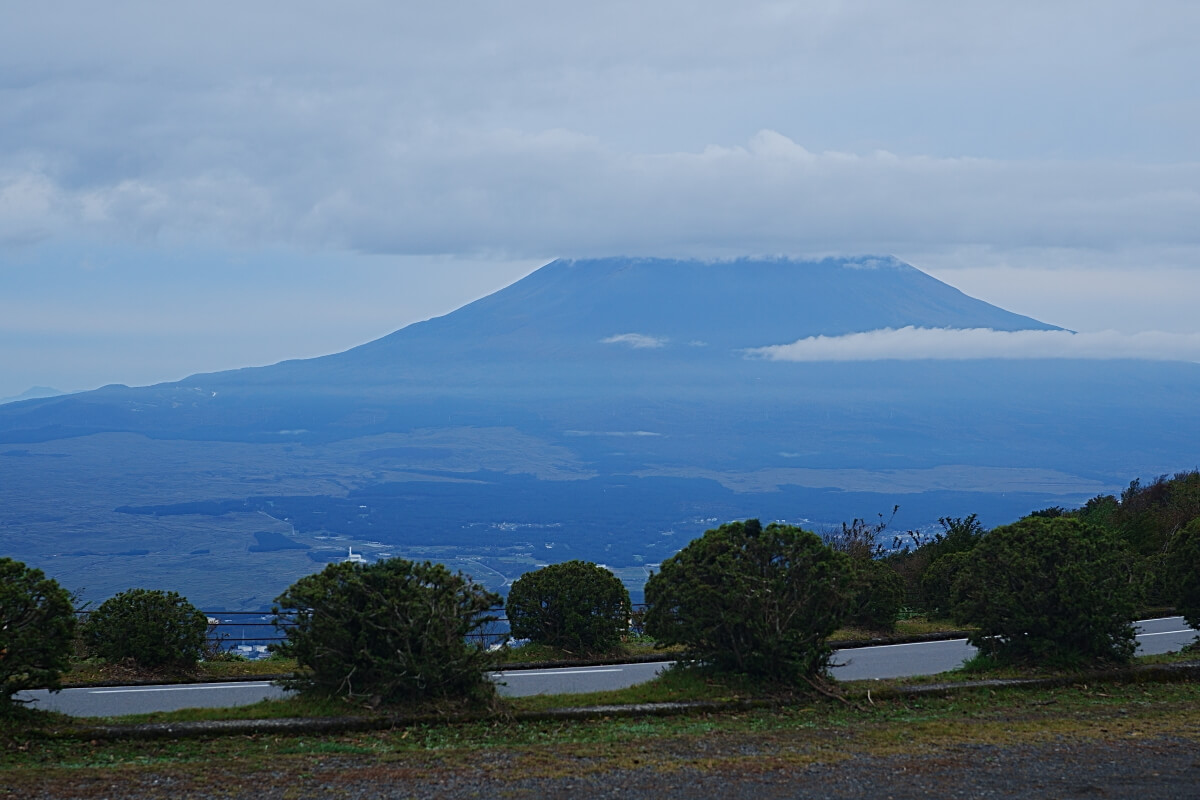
[{"left": 43, "top": 660, "right": 1200, "bottom": 742}]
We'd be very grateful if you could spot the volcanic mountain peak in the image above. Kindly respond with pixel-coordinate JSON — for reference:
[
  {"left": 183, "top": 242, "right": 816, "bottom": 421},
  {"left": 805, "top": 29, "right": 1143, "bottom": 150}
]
[{"left": 348, "top": 255, "right": 1058, "bottom": 362}]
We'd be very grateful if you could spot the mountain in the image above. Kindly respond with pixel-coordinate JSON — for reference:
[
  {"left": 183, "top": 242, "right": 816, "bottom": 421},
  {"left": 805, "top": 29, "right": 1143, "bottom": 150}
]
[
  {"left": 0, "top": 256, "right": 1058, "bottom": 442},
  {"left": 0, "top": 386, "right": 64, "bottom": 405},
  {"left": 2, "top": 256, "right": 1197, "bottom": 609}
]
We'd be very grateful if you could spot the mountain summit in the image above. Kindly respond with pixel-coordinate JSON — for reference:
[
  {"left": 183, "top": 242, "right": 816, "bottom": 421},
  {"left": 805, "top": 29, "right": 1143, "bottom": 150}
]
[{"left": 326, "top": 255, "right": 1058, "bottom": 363}]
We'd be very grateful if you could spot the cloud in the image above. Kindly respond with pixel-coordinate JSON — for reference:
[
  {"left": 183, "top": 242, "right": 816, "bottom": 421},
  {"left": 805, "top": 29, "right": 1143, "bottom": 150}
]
[
  {"left": 0, "top": 2, "right": 1197, "bottom": 260},
  {"left": 2, "top": 132, "right": 1197, "bottom": 261},
  {"left": 563, "top": 430, "right": 663, "bottom": 437},
  {"left": 747, "top": 327, "right": 1200, "bottom": 363},
  {"left": 601, "top": 333, "right": 668, "bottom": 349}
]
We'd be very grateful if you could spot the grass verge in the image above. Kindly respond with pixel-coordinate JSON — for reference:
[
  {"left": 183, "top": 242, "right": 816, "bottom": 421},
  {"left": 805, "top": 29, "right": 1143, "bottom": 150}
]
[
  {"left": 3, "top": 676, "right": 1197, "bottom": 795},
  {"left": 62, "top": 656, "right": 299, "bottom": 686}
]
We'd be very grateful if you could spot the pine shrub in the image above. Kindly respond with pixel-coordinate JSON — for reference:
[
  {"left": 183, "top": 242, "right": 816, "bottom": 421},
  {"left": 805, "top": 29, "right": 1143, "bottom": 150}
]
[
  {"left": 951, "top": 517, "right": 1138, "bottom": 667},
  {"left": 273, "top": 558, "right": 500, "bottom": 705},
  {"left": 847, "top": 559, "right": 906, "bottom": 631},
  {"left": 644, "top": 519, "right": 853, "bottom": 681},
  {"left": 1165, "top": 518, "right": 1200, "bottom": 631},
  {"left": 82, "top": 588, "right": 209, "bottom": 669},
  {"left": 506, "top": 560, "right": 630, "bottom": 654},
  {"left": 0, "top": 558, "right": 76, "bottom": 706}
]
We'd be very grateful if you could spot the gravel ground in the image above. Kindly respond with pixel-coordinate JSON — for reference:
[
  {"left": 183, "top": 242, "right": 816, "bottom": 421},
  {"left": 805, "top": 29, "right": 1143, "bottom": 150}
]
[{"left": 8, "top": 736, "right": 1200, "bottom": 799}]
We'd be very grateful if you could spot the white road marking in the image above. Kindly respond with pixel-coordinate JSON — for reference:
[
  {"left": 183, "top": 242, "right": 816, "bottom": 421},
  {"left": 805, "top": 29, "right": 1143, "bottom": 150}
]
[
  {"left": 495, "top": 668, "right": 625, "bottom": 678},
  {"left": 90, "top": 682, "right": 275, "bottom": 694},
  {"left": 842, "top": 638, "right": 970, "bottom": 651},
  {"left": 1138, "top": 629, "right": 1195, "bottom": 637}
]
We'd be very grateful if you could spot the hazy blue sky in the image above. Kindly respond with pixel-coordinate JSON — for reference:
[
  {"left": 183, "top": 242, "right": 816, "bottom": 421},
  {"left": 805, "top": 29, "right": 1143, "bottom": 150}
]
[{"left": 2, "top": 2, "right": 1199, "bottom": 397}]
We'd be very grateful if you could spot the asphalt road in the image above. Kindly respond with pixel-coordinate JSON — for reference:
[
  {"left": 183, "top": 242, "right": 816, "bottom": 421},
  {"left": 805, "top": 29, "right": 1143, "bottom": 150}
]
[
  {"left": 19, "top": 680, "right": 290, "bottom": 718},
  {"left": 493, "top": 662, "right": 668, "bottom": 697},
  {"left": 17, "top": 617, "right": 1196, "bottom": 717}
]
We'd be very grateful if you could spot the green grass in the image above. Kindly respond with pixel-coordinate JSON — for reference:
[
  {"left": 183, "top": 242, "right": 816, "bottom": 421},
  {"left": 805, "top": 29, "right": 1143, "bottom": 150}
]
[
  {"left": 91, "top": 694, "right": 365, "bottom": 725},
  {"left": 831, "top": 614, "right": 966, "bottom": 641},
  {"left": 3, "top": 678, "right": 1198, "bottom": 791},
  {"left": 61, "top": 655, "right": 299, "bottom": 686},
  {"left": 494, "top": 638, "right": 684, "bottom": 665}
]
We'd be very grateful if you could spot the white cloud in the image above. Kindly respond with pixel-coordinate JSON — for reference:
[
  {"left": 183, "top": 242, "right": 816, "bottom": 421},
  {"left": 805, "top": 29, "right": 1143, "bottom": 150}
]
[
  {"left": 0, "top": 3, "right": 1197, "bottom": 260},
  {"left": 563, "top": 430, "right": 663, "bottom": 437},
  {"left": 0, "top": 171, "right": 59, "bottom": 245},
  {"left": 747, "top": 327, "right": 1200, "bottom": 363},
  {"left": 601, "top": 333, "right": 668, "bottom": 349},
  {"left": 1, "top": 132, "right": 1197, "bottom": 260}
]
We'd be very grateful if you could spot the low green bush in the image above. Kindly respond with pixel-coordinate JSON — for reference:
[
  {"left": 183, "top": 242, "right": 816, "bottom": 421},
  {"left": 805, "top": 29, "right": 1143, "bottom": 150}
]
[
  {"left": 506, "top": 560, "right": 630, "bottom": 654},
  {"left": 887, "top": 514, "right": 986, "bottom": 612},
  {"left": 952, "top": 517, "right": 1138, "bottom": 667},
  {"left": 846, "top": 559, "right": 906, "bottom": 631},
  {"left": 81, "top": 588, "right": 209, "bottom": 669},
  {"left": 0, "top": 558, "right": 76, "bottom": 706},
  {"left": 1165, "top": 518, "right": 1200, "bottom": 631},
  {"left": 644, "top": 519, "right": 853, "bottom": 682},
  {"left": 274, "top": 558, "right": 500, "bottom": 705},
  {"left": 920, "top": 550, "right": 971, "bottom": 617}
]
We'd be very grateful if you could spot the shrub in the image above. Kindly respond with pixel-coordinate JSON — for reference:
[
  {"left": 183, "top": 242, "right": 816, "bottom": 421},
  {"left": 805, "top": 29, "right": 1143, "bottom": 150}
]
[
  {"left": 919, "top": 550, "right": 971, "bottom": 617},
  {"left": 825, "top": 511, "right": 892, "bottom": 561},
  {"left": 1165, "top": 518, "right": 1200, "bottom": 631},
  {"left": 273, "top": 558, "right": 500, "bottom": 705},
  {"left": 82, "top": 588, "right": 209, "bottom": 669},
  {"left": 846, "top": 559, "right": 906, "bottom": 631},
  {"left": 826, "top": 509, "right": 904, "bottom": 630},
  {"left": 0, "top": 558, "right": 76, "bottom": 705},
  {"left": 951, "top": 517, "right": 1138, "bottom": 667},
  {"left": 888, "top": 514, "right": 986, "bottom": 612},
  {"left": 505, "top": 560, "right": 630, "bottom": 654},
  {"left": 644, "top": 519, "right": 854, "bottom": 681}
]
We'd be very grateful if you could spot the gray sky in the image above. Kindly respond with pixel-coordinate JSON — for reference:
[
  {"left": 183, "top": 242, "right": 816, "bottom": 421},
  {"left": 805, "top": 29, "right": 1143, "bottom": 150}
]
[{"left": 2, "top": 1, "right": 1199, "bottom": 397}]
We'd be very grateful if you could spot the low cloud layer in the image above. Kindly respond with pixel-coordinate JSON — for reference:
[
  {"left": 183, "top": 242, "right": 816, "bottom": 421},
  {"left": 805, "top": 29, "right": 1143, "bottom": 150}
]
[
  {"left": 2, "top": 132, "right": 1197, "bottom": 258},
  {"left": 602, "top": 333, "right": 668, "bottom": 349},
  {"left": 748, "top": 327, "right": 1200, "bottom": 363}
]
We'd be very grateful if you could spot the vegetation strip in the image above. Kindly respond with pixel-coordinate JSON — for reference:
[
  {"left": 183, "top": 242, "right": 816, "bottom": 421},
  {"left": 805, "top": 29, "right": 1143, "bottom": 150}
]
[
  {"left": 55, "top": 630, "right": 979, "bottom": 688},
  {"left": 40, "top": 659, "right": 1200, "bottom": 742}
]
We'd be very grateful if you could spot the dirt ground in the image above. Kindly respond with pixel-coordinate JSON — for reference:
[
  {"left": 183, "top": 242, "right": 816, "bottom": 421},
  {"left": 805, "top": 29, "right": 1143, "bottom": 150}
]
[{"left": 7, "top": 731, "right": 1199, "bottom": 799}]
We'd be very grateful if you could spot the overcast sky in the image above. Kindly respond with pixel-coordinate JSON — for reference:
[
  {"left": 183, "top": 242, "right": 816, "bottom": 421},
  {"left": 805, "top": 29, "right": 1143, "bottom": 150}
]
[{"left": 2, "top": 1, "right": 1199, "bottom": 398}]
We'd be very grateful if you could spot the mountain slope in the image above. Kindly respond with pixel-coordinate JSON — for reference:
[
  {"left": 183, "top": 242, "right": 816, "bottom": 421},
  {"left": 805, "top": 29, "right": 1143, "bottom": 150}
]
[{"left": 342, "top": 255, "right": 1059, "bottom": 357}]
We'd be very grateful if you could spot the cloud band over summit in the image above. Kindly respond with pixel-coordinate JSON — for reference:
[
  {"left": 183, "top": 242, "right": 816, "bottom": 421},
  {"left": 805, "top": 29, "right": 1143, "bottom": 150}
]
[
  {"left": 748, "top": 327, "right": 1200, "bottom": 363},
  {"left": 3, "top": 131, "right": 1198, "bottom": 258}
]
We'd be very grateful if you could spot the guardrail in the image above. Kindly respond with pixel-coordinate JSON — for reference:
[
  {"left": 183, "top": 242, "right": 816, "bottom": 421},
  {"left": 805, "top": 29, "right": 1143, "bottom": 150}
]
[{"left": 203, "top": 611, "right": 288, "bottom": 646}]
